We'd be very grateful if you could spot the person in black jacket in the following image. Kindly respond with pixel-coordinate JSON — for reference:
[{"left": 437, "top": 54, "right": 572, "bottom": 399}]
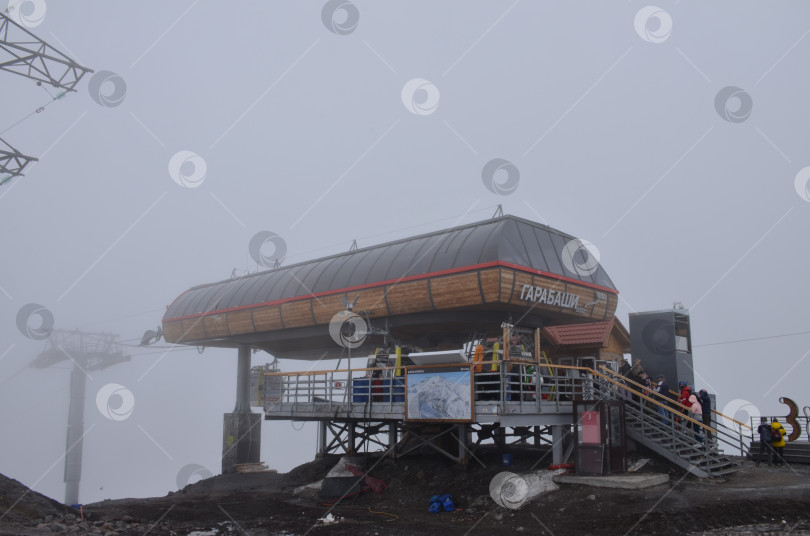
[
  {"left": 756, "top": 417, "right": 774, "bottom": 467},
  {"left": 654, "top": 374, "right": 671, "bottom": 425},
  {"left": 698, "top": 389, "right": 713, "bottom": 442}
]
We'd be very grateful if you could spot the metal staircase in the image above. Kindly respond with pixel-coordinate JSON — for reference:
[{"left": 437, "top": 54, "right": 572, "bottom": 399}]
[{"left": 591, "top": 369, "right": 745, "bottom": 477}]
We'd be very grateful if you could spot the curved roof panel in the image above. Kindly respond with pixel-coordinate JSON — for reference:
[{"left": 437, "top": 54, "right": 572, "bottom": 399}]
[{"left": 164, "top": 215, "right": 617, "bottom": 320}]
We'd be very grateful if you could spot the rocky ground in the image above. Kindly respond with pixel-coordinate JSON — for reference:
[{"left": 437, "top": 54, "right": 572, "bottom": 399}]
[{"left": 2, "top": 448, "right": 809, "bottom": 535}]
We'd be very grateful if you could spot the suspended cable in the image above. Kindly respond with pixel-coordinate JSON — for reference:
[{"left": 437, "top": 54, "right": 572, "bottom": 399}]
[
  {"left": 0, "top": 90, "right": 69, "bottom": 136},
  {"left": 694, "top": 330, "right": 810, "bottom": 348}
]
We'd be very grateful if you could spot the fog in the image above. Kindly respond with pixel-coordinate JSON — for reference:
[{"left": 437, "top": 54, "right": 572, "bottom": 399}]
[{"left": 1, "top": 1, "right": 809, "bottom": 504}]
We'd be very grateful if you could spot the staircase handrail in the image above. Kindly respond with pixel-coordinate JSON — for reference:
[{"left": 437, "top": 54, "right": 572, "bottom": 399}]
[
  {"left": 599, "top": 365, "right": 752, "bottom": 430},
  {"left": 586, "top": 365, "right": 714, "bottom": 434}
]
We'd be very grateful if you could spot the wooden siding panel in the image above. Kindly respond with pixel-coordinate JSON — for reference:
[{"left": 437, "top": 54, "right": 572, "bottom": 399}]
[
  {"left": 479, "top": 269, "right": 500, "bottom": 303},
  {"left": 180, "top": 318, "right": 206, "bottom": 341},
  {"left": 252, "top": 306, "right": 283, "bottom": 332},
  {"left": 163, "top": 321, "right": 184, "bottom": 343},
  {"left": 385, "top": 280, "right": 432, "bottom": 315},
  {"left": 430, "top": 272, "right": 482, "bottom": 309},
  {"left": 281, "top": 301, "right": 315, "bottom": 328},
  {"left": 227, "top": 310, "right": 254, "bottom": 336},
  {"left": 500, "top": 269, "right": 515, "bottom": 303},
  {"left": 353, "top": 288, "right": 388, "bottom": 317},
  {"left": 203, "top": 313, "right": 229, "bottom": 338},
  {"left": 311, "top": 294, "right": 348, "bottom": 325}
]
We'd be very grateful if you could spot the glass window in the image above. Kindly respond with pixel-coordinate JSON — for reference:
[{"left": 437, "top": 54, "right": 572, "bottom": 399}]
[
  {"left": 535, "top": 230, "right": 563, "bottom": 275},
  {"left": 318, "top": 255, "right": 355, "bottom": 292},
  {"left": 223, "top": 276, "right": 263, "bottom": 309},
  {"left": 340, "top": 249, "right": 375, "bottom": 287},
  {"left": 429, "top": 229, "right": 464, "bottom": 272},
  {"left": 253, "top": 270, "right": 286, "bottom": 303},
  {"left": 365, "top": 245, "right": 398, "bottom": 284},
  {"left": 290, "top": 262, "right": 322, "bottom": 293},
  {"left": 407, "top": 235, "right": 445, "bottom": 275},
  {"left": 517, "top": 224, "right": 549, "bottom": 272},
  {"left": 452, "top": 225, "right": 490, "bottom": 268},
  {"left": 497, "top": 220, "right": 529, "bottom": 266}
]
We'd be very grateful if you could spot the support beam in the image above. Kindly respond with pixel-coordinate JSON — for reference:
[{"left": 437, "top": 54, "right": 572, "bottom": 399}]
[
  {"left": 222, "top": 345, "right": 261, "bottom": 473},
  {"left": 64, "top": 357, "right": 86, "bottom": 506},
  {"left": 0, "top": 137, "right": 37, "bottom": 185},
  {"left": 317, "top": 421, "right": 327, "bottom": 456},
  {"left": 0, "top": 12, "right": 92, "bottom": 90},
  {"left": 234, "top": 344, "right": 251, "bottom": 413},
  {"left": 552, "top": 425, "right": 564, "bottom": 465}
]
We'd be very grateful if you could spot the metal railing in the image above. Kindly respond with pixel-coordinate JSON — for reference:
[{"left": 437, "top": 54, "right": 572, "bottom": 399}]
[
  {"left": 597, "top": 365, "right": 749, "bottom": 457},
  {"left": 748, "top": 415, "right": 810, "bottom": 444},
  {"left": 263, "top": 361, "right": 599, "bottom": 417}
]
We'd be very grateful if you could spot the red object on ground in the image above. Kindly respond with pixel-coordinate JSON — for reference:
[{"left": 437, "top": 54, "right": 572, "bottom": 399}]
[{"left": 346, "top": 465, "right": 387, "bottom": 494}]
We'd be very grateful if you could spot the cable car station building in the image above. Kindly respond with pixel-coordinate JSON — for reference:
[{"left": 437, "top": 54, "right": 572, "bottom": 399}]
[{"left": 162, "top": 216, "right": 743, "bottom": 478}]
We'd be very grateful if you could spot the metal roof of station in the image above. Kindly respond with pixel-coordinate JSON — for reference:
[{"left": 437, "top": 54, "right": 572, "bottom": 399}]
[{"left": 164, "top": 215, "right": 617, "bottom": 321}]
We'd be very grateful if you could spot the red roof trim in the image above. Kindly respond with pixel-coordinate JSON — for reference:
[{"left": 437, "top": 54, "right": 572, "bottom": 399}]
[{"left": 164, "top": 261, "right": 619, "bottom": 322}]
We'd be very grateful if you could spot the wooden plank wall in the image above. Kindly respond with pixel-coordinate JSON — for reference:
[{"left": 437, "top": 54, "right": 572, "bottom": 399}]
[{"left": 164, "top": 267, "right": 618, "bottom": 344}]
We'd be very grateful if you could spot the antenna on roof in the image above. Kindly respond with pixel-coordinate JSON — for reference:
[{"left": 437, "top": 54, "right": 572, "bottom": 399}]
[
  {"left": 349, "top": 239, "right": 358, "bottom": 251},
  {"left": 493, "top": 204, "right": 504, "bottom": 218}
]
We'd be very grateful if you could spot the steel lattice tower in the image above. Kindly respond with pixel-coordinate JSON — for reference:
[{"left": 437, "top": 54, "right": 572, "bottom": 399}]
[{"left": 0, "top": 11, "right": 92, "bottom": 182}]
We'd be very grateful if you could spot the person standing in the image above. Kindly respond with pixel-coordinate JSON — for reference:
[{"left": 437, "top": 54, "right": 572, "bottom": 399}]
[
  {"left": 654, "top": 374, "right": 671, "bottom": 425},
  {"left": 771, "top": 418, "right": 787, "bottom": 467},
  {"left": 677, "top": 382, "right": 691, "bottom": 428},
  {"left": 698, "top": 389, "right": 713, "bottom": 442},
  {"left": 756, "top": 417, "right": 774, "bottom": 467},
  {"left": 688, "top": 393, "right": 703, "bottom": 442},
  {"left": 627, "top": 361, "right": 645, "bottom": 403}
]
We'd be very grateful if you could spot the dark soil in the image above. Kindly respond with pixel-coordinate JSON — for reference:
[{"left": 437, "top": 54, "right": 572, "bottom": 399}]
[{"left": 2, "top": 448, "right": 809, "bottom": 535}]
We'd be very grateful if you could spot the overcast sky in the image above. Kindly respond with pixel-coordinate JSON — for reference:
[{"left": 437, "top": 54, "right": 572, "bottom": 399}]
[{"left": 1, "top": 1, "right": 809, "bottom": 504}]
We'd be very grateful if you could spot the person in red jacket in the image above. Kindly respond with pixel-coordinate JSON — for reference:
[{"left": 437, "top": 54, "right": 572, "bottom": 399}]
[{"left": 677, "top": 382, "right": 691, "bottom": 430}]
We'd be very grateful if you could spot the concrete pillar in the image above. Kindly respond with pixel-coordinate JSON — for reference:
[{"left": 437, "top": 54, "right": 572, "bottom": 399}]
[
  {"left": 222, "top": 345, "right": 261, "bottom": 473},
  {"left": 221, "top": 413, "right": 261, "bottom": 473}
]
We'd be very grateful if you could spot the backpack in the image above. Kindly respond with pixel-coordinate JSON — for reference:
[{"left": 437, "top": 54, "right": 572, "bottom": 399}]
[
  {"left": 772, "top": 427, "right": 782, "bottom": 442},
  {"left": 759, "top": 424, "right": 772, "bottom": 442}
]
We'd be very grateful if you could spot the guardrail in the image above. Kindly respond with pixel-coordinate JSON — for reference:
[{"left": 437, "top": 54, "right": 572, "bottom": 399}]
[
  {"left": 597, "top": 365, "right": 749, "bottom": 456},
  {"left": 263, "top": 362, "right": 747, "bottom": 454},
  {"left": 748, "top": 415, "right": 810, "bottom": 444},
  {"left": 263, "top": 361, "right": 601, "bottom": 417}
]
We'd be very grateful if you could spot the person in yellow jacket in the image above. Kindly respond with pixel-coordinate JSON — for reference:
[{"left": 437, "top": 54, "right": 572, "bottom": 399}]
[{"left": 770, "top": 418, "right": 787, "bottom": 467}]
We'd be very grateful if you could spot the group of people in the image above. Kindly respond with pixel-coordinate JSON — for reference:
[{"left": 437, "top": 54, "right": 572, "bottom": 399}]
[
  {"left": 619, "top": 360, "right": 713, "bottom": 443},
  {"left": 756, "top": 417, "right": 788, "bottom": 467},
  {"left": 620, "top": 361, "right": 792, "bottom": 467}
]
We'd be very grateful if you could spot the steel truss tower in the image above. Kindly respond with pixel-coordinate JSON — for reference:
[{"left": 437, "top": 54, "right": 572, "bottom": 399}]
[{"left": 0, "top": 11, "right": 92, "bottom": 182}]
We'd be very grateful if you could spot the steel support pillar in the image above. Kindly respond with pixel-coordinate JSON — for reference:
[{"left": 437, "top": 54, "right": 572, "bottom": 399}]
[
  {"left": 552, "top": 425, "right": 564, "bottom": 465},
  {"left": 317, "top": 421, "right": 327, "bottom": 456},
  {"left": 63, "top": 357, "right": 87, "bottom": 505},
  {"left": 234, "top": 344, "right": 251, "bottom": 413},
  {"left": 222, "top": 345, "right": 261, "bottom": 473}
]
